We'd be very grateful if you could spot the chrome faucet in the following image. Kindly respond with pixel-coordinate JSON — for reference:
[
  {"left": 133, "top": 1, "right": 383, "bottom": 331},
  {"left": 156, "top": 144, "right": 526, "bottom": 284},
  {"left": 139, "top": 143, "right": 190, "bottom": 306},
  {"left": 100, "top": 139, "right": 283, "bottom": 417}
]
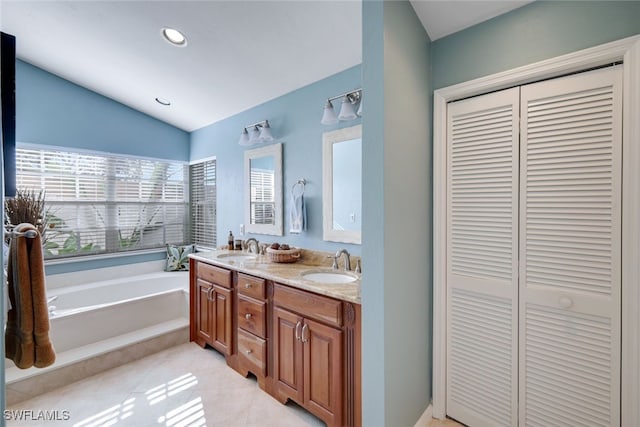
[
  {"left": 335, "top": 249, "right": 351, "bottom": 271},
  {"left": 244, "top": 238, "right": 259, "bottom": 254}
]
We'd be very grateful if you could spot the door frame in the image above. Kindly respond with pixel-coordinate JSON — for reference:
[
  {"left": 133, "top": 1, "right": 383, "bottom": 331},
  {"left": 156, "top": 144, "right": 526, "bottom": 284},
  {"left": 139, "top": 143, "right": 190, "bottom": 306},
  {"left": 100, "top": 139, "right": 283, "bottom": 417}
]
[{"left": 433, "top": 35, "right": 640, "bottom": 425}]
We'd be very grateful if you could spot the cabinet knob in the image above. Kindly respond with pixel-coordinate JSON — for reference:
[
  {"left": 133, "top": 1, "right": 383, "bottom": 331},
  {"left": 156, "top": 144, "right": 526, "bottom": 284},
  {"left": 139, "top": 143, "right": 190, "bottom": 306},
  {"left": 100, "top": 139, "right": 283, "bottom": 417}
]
[
  {"left": 245, "top": 283, "right": 252, "bottom": 289},
  {"left": 245, "top": 349, "right": 253, "bottom": 355},
  {"left": 558, "top": 296, "right": 573, "bottom": 308},
  {"left": 245, "top": 313, "right": 252, "bottom": 320}
]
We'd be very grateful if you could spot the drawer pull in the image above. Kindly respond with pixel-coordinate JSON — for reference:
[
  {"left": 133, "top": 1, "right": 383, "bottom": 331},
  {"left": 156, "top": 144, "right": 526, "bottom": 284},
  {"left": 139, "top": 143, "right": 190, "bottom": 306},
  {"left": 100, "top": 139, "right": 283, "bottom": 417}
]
[
  {"left": 245, "top": 313, "right": 252, "bottom": 320},
  {"left": 245, "top": 349, "right": 253, "bottom": 355},
  {"left": 302, "top": 324, "right": 309, "bottom": 343},
  {"left": 245, "top": 283, "right": 252, "bottom": 289}
]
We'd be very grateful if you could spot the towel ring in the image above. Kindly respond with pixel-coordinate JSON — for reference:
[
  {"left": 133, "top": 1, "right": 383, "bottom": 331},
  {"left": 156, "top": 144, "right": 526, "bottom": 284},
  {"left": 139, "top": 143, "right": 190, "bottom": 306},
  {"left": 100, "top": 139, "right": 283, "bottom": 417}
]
[{"left": 291, "top": 178, "right": 306, "bottom": 196}]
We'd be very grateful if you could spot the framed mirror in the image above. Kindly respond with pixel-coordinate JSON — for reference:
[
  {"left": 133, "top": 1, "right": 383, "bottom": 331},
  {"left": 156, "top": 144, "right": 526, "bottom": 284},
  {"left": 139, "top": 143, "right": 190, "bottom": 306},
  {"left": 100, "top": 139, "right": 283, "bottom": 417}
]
[
  {"left": 322, "top": 124, "right": 362, "bottom": 244},
  {"left": 244, "top": 143, "right": 283, "bottom": 235}
]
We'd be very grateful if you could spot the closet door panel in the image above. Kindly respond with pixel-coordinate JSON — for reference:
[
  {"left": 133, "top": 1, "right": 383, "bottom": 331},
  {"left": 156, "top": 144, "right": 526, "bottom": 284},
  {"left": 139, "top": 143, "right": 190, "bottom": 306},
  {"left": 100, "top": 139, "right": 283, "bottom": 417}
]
[
  {"left": 519, "top": 66, "right": 622, "bottom": 427},
  {"left": 446, "top": 87, "right": 519, "bottom": 427}
]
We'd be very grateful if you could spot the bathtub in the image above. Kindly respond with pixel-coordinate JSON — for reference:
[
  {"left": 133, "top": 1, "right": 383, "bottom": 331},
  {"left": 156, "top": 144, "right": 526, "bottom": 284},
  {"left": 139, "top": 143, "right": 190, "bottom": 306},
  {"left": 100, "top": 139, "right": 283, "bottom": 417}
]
[{"left": 5, "top": 262, "right": 190, "bottom": 401}]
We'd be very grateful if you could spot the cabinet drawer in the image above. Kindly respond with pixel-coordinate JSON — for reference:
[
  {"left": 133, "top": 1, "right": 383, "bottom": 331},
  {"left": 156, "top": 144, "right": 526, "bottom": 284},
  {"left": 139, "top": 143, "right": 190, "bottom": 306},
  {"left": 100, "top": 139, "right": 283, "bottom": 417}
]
[
  {"left": 197, "top": 262, "right": 231, "bottom": 288},
  {"left": 273, "top": 284, "right": 343, "bottom": 328},
  {"left": 238, "top": 295, "right": 266, "bottom": 338},
  {"left": 237, "top": 329, "right": 266, "bottom": 376},
  {"left": 237, "top": 273, "right": 265, "bottom": 300}
]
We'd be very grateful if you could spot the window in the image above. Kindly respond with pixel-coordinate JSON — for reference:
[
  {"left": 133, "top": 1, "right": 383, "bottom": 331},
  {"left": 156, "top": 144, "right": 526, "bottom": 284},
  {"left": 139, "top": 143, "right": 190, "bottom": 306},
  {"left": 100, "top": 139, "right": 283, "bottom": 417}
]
[
  {"left": 14, "top": 145, "right": 188, "bottom": 259},
  {"left": 250, "top": 168, "right": 274, "bottom": 225},
  {"left": 189, "top": 158, "right": 216, "bottom": 249}
]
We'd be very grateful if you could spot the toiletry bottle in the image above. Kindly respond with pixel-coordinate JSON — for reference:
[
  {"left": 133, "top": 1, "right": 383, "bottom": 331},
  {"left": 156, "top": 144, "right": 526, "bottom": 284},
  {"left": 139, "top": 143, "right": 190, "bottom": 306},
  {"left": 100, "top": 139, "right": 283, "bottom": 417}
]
[{"left": 228, "top": 231, "right": 234, "bottom": 250}]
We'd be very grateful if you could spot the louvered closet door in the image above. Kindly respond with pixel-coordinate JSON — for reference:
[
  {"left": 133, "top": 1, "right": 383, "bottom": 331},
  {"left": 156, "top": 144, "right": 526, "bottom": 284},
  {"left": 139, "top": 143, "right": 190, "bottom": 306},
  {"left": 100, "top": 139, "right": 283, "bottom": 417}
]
[
  {"left": 446, "top": 87, "right": 520, "bottom": 427},
  {"left": 519, "top": 66, "right": 622, "bottom": 427}
]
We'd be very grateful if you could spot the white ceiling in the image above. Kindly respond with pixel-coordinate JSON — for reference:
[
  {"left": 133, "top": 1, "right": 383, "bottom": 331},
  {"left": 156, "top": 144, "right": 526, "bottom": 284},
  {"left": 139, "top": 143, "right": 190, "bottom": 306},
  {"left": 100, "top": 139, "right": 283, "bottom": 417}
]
[{"left": 1, "top": 1, "right": 532, "bottom": 133}]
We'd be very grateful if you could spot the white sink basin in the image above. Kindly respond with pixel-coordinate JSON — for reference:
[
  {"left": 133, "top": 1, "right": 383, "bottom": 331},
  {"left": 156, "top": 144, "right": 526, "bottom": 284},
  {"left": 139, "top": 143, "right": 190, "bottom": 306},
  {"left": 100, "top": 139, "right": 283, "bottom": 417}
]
[
  {"left": 216, "top": 253, "right": 257, "bottom": 262},
  {"left": 301, "top": 270, "right": 358, "bottom": 284}
]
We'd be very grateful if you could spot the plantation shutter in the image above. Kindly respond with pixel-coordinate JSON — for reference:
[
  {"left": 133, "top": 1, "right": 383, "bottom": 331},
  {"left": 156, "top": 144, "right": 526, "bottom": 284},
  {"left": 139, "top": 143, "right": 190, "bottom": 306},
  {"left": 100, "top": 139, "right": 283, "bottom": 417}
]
[
  {"left": 190, "top": 159, "right": 217, "bottom": 249},
  {"left": 446, "top": 87, "right": 520, "bottom": 427},
  {"left": 250, "top": 168, "right": 275, "bottom": 225},
  {"left": 519, "top": 65, "right": 622, "bottom": 427},
  {"left": 15, "top": 146, "right": 188, "bottom": 258}
]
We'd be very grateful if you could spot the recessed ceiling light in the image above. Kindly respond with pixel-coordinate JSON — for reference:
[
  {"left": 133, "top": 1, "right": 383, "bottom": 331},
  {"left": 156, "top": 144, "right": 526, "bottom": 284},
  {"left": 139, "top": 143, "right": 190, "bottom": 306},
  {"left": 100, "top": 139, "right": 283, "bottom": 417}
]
[
  {"left": 162, "top": 27, "right": 187, "bottom": 47},
  {"left": 155, "top": 97, "right": 171, "bottom": 106}
]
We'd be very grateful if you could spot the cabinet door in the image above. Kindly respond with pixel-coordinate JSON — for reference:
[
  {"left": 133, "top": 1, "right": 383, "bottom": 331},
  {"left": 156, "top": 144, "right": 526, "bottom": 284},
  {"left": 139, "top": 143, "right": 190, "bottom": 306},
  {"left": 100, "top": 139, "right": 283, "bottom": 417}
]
[
  {"left": 212, "top": 285, "right": 233, "bottom": 356},
  {"left": 196, "top": 279, "right": 213, "bottom": 343},
  {"left": 519, "top": 66, "right": 622, "bottom": 427},
  {"left": 303, "top": 318, "right": 343, "bottom": 426},
  {"left": 273, "top": 306, "right": 304, "bottom": 403},
  {"left": 446, "top": 87, "right": 520, "bottom": 427}
]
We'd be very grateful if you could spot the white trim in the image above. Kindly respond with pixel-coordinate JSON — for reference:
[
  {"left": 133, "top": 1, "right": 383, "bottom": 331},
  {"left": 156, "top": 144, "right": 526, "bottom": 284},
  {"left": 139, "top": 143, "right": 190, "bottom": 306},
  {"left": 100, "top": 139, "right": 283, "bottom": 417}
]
[
  {"left": 44, "top": 248, "right": 165, "bottom": 266},
  {"left": 432, "top": 35, "right": 640, "bottom": 423},
  {"left": 621, "top": 37, "right": 640, "bottom": 427},
  {"left": 244, "top": 142, "right": 283, "bottom": 236},
  {"left": 414, "top": 403, "right": 433, "bottom": 427},
  {"left": 322, "top": 124, "right": 362, "bottom": 244}
]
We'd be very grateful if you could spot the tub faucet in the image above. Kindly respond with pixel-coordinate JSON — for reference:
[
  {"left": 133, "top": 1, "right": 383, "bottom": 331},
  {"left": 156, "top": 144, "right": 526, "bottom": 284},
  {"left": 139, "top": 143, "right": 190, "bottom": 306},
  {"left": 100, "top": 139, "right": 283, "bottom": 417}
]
[
  {"left": 244, "top": 238, "right": 259, "bottom": 254},
  {"left": 335, "top": 249, "right": 351, "bottom": 271}
]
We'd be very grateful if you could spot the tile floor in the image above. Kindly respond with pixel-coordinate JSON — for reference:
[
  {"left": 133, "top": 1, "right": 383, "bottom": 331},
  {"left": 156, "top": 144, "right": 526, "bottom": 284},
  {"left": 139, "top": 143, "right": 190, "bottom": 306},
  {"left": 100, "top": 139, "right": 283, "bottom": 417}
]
[
  {"left": 6, "top": 341, "right": 466, "bottom": 427},
  {"left": 6, "top": 342, "right": 323, "bottom": 427},
  {"left": 427, "top": 418, "right": 465, "bottom": 427}
]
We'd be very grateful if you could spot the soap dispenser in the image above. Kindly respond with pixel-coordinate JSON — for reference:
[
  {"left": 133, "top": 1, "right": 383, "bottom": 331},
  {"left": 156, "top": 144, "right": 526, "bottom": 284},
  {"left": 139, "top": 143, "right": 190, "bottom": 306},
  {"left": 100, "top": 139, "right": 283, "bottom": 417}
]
[{"left": 228, "top": 230, "right": 234, "bottom": 250}]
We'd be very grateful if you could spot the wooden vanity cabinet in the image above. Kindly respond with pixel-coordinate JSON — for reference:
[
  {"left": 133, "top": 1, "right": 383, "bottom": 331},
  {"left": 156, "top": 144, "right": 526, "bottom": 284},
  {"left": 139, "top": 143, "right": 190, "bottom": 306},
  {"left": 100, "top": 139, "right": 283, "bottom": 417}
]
[
  {"left": 190, "top": 259, "right": 233, "bottom": 356},
  {"left": 272, "top": 283, "right": 345, "bottom": 427},
  {"left": 189, "top": 258, "right": 361, "bottom": 427},
  {"left": 233, "top": 272, "right": 268, "bottom": 389}
]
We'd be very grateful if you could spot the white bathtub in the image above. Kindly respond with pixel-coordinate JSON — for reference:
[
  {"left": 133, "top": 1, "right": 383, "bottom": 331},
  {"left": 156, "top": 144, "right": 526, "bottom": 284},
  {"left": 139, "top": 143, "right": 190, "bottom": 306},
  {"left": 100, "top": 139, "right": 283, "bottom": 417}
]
[{"left": 6, "top": 263, "right": 190, "bottom": 387}]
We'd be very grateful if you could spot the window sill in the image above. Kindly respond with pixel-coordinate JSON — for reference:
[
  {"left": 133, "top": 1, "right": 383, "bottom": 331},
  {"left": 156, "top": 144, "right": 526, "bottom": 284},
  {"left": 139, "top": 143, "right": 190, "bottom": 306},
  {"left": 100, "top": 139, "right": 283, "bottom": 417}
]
[{"left": 44, "top": 248, "right": 166, "bottom": 266}]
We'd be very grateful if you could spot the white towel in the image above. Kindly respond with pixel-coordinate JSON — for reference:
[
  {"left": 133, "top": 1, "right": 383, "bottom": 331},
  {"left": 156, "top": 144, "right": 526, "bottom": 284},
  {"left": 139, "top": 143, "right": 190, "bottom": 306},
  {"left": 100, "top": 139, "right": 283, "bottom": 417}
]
[{"left": 289, "top": 191, "right": 306, "bottom": 234}]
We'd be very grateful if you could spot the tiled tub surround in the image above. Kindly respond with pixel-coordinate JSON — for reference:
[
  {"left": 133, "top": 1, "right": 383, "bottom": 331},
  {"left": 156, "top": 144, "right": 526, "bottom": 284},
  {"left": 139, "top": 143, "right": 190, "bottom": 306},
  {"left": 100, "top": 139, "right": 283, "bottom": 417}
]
[
  {"left": 6, "top": 261, "right": 190, "bottom": 406},
  {"left": 189, "top": 248, "right": 362, "bottom": 427}
]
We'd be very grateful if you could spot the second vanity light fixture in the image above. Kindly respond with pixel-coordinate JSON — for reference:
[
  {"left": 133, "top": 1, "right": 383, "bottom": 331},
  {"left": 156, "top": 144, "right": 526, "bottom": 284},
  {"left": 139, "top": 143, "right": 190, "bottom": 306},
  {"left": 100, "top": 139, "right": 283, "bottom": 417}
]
[
  {"left": 321, "top": 88, "right": 362, "bottom": 125},
  {"left": 238, "top": 120, "right": 275, "bottom": 146}
]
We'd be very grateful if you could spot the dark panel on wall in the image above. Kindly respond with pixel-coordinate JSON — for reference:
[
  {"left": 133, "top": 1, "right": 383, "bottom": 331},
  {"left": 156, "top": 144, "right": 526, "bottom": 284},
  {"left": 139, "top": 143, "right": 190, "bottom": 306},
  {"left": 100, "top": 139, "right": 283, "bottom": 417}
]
[{"left": 1, "top": 32, "right": 16, "bottom": 198}]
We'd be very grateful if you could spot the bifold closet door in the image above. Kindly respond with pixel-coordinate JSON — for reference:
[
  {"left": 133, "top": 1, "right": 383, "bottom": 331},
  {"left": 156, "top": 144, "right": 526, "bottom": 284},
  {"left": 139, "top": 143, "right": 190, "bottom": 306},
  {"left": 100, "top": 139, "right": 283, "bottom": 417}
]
[
  {"left": 519, "top": 66, "right": 622, "bottom": 426},
  {"left": 446, "top": 87, "right": 520, "bottom": 427}
]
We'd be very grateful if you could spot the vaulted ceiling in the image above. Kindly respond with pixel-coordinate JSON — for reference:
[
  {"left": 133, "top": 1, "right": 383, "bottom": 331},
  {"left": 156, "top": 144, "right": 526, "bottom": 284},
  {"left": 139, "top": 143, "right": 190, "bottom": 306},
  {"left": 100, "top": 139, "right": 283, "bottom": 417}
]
[{"left": 1, "top": 1, "right": 532, "bottom": 132}]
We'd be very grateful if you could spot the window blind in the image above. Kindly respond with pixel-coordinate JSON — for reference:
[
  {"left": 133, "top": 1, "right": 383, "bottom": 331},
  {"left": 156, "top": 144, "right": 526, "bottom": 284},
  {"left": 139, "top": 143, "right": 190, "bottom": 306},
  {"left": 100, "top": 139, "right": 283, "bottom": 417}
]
[
  {"left": 189, "top": 159, "right": 216, "bottom": 249},
  {"left": 250, "top": 168, "right": 274, "bottom": 225},
  {"left": 15, "top": 146, "right": 188, "bottom": 259}
]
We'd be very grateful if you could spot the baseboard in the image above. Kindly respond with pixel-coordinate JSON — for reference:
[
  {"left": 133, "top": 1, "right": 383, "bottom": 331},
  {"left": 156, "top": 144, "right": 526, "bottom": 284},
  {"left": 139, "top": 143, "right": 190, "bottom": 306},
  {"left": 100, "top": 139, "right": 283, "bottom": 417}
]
[{"left": 415, "top": 403, "right": 434, "bottom": 427}]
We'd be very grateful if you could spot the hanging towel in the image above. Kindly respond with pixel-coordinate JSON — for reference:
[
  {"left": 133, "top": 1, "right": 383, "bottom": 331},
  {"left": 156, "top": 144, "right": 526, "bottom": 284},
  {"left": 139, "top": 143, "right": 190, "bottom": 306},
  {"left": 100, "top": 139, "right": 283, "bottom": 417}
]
[
  {"left": 289, "top": 185, "right": 307, "bottom": 234},
  {"left": 5, "top": 223, "right": 55, "bottom": 369}
]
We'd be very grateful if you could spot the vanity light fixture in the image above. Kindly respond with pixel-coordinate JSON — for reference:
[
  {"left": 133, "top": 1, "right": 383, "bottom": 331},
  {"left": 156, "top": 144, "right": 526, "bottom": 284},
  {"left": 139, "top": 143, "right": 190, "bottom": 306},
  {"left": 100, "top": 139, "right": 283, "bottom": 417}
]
[
  {"left": 238, "top": 120, "right": 275, "bottom": 146},
  {"left": 321, "top": 88, "right": 362, "bottom": 125},
  {"left": 162, "top": 27, "right": 187, "bottom": 47}
]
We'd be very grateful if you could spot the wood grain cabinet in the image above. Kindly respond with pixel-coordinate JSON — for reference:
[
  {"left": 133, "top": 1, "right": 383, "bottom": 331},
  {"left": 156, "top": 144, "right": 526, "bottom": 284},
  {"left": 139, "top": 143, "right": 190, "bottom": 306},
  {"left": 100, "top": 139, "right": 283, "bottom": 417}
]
[
  {"left": 234, "top": 273, "right": 268, "bottom": 388},
  {"left": 189, "top": 258, "right": 361, "bottom": 427},
  {"left": 272, "top": 283, "right": 345, "bottom": 427},
  {"left": 190, "top": 259, "right": 233, "bottom": 356}
]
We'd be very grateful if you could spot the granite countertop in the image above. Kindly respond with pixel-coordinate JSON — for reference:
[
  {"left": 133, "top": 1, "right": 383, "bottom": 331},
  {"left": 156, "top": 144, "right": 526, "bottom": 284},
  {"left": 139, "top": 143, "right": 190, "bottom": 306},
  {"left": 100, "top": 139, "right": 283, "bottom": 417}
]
[{"left": 189, "top": 249, "right": 361, "bottom": 304}]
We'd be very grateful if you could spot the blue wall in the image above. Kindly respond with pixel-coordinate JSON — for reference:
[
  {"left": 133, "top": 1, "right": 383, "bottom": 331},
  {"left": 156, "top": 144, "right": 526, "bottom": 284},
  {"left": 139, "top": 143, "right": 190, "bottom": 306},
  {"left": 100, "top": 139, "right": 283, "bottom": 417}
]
[
  {"left": 362, "top": 1, "right": 432, "bottom": 425},
  {"left": 190, "top": 65, "right": 362, "bottom": 255},
  {"left": 16, "top": 60, "right": 189, "bottom": 161},
  {"left": 432, "top": 0, "right": 640, "bottom": 89},
  {"left": 15, "top": 60, "right": 190, "bottom": 274}
]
